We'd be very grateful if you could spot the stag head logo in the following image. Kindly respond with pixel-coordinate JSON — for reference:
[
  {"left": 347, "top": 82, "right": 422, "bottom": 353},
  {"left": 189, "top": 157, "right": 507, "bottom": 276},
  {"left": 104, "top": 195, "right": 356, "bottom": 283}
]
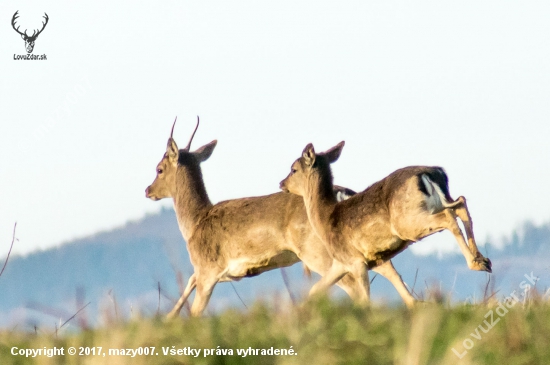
[{"left": 12, "top": 11, "right": 49, "bottom": 54}]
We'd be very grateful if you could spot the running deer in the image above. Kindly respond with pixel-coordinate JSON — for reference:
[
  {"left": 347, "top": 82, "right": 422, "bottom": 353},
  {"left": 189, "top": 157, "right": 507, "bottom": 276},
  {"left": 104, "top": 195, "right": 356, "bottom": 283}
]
[
  {"left": 145, "top": 118, "right": 415, "bottom": 317},
  {"left": 279, "top": 141, "right": 491, "bottom": 303}
]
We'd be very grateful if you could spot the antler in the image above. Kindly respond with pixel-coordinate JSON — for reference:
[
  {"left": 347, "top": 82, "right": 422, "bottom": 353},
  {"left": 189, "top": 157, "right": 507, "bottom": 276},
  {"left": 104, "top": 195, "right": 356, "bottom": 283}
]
[
  {"left": 30, "top": 13, "right": 49, "bottom": 39},
  {"left": 184, "top": 116, "right": 200, "bottom": 151},
  {"left": 170, "top": 116, "right": 177, "bottom": 139},
  {"left": 11, "top": 11, "right": 25, "bottom": 37},
  {"left": 11, "top": 11, "right": 49, "bottom": 39}
]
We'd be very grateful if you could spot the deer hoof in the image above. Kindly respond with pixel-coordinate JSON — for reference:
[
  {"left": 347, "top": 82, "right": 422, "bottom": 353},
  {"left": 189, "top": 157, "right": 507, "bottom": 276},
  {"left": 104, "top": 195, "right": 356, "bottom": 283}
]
[{"left": 471, "top": 254, "right": 492, "bottom": 273}]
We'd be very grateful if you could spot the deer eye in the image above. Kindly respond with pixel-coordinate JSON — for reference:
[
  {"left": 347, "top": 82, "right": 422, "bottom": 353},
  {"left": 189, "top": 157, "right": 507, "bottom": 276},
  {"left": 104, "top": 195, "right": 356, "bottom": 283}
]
[
  {"left": 291, "top": 168, "right": 297, "bottom": 174},
  {"left": 157, "top": 168, "right": 163, "bottom": 174}
]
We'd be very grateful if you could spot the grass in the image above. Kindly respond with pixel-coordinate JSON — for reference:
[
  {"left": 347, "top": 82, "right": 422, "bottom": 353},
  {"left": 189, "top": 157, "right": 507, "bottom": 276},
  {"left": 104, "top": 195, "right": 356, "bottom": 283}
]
[{"left": 1, "top": 294, "right": 550, "bottom": 365}]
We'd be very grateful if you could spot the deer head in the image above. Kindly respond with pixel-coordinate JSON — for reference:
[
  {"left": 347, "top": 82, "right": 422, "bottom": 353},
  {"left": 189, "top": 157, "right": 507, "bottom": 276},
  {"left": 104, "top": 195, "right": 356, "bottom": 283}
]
[
  {"left": 280, "top": 141, "right": 345, "bottom": 197},
  {"left": 12, "top": 11, "right": 49, "bottom": 54},
  {"left": 145, "top": 116, "right": 217, "bottom": 201}
]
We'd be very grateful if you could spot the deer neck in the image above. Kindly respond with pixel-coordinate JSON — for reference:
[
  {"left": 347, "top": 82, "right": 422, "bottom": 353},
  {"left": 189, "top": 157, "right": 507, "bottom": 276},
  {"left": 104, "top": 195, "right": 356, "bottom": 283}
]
[
  {"left": 173, "top": 165, "right": 212, "bottom": 241},
  {"left": 302, "top": 170, "right": 337, "bottom": 243}
]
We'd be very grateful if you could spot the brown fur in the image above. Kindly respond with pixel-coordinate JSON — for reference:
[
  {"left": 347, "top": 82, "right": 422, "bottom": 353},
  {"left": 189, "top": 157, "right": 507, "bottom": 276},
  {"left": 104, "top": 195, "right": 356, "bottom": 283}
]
[
  {"left": 146, "top": 120, "right": 417, "bottom": 317},
  {"left": 280, "top": 142, "right": 492, "bottom": 306}
]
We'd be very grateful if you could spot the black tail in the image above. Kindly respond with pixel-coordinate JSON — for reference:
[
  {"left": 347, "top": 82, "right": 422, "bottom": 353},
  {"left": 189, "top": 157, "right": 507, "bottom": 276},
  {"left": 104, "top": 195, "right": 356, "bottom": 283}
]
[
  {"left": 333, "top": 185, "right": 357, "bottom": 202},
  {"left": 417, "top": 167, "right": 453, "bottom": 201}
]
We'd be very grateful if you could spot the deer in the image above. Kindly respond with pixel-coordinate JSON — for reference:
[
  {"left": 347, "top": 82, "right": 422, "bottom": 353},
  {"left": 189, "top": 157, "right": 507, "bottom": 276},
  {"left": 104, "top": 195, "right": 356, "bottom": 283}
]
[
  {"left": 279, "top": 141, "right": 492, "bottom": 304},
  {"left": 145, "top": 118, "right": 417, "bottom": 317},
  {"left": 11, "top": 11, "right": 49, "bottom": 54}
]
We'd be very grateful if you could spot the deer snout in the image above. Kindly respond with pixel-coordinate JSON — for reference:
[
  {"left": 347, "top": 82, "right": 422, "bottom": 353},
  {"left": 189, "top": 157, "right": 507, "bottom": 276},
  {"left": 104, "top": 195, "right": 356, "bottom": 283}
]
[
  {"left": 145, "top": 186, "right": 156, "bottom": 200},
  {"left": 279, "top": 179, "right": 289, "bottom": 193}
]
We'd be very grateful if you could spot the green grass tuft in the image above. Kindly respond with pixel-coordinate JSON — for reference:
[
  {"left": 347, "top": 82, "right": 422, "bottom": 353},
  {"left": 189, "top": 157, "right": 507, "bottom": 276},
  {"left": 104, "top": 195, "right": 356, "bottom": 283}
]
[{"left": 1, "top": 297, "right": 549, "bottom": 365}]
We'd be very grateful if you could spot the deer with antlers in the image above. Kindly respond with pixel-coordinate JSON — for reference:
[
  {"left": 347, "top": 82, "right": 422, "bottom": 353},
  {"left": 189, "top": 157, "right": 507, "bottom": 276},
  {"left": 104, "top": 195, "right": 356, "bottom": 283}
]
[
  {"left": 279, "top": 141, "right": 491, "bottom": 303},
  {"left": 12, "top": 11, "right": 49, "bottom": 54},
  {"left": 145, "top": 118, "right": 417, "bottom": 317}
]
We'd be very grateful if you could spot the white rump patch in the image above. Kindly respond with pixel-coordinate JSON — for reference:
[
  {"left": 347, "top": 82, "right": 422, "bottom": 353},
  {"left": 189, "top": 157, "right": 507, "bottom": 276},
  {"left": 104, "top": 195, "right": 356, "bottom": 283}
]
[
  {"left": 336, "top": 190, "right": 353, "bottom": 202},
  {"left": 421, "top": 174, "right": 452, "bottom": 214}
]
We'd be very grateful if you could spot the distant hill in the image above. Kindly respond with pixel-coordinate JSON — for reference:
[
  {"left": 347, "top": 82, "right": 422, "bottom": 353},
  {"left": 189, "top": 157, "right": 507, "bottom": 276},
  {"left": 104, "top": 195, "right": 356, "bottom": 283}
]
[{"left": 0, "top": 207, "right": 548, "bottom": 330}]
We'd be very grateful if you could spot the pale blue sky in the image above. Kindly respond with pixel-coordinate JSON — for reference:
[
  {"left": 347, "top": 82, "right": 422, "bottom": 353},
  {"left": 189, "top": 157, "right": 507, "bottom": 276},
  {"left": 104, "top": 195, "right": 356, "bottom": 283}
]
[{"left": 1, "top": 1, "right": 549, "bottom": 257}]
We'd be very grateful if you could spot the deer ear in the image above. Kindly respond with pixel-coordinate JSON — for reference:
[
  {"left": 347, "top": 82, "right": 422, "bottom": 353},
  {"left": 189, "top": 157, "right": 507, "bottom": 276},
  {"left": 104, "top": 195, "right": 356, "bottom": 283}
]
[
  {"left": 195, "top": 140, "right": 217, "bottom": 162},
  {"left": 302, "top": 143, "right": 316, "bottom": 167},
  {"left": 324, "top": 141, "right": 345, "bottom": 164},
  {"left": 166, "top": 138, "right": 178, "bottom": 162}
]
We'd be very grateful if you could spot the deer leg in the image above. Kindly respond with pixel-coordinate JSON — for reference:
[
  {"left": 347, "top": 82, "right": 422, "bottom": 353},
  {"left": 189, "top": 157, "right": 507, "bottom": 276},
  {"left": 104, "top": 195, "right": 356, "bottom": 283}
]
[
  {"left": 397, "top": 209, "right": 477, "bottom": 271},
  {"left": 348, "top": 260, "right": 370, "bottom": 305},
  {"left": 189, "top": 275, "right": 218, "bottom": 317},
  {"left": 336, "top": 274, "right": 367, "bottom": 302},
  {"left": 296, "top": 244, "right": 369, "bottom": 302},
  {"left": 166, "top": 273, "right": 197, "bottom": 319},
  {"left": 371, "top": 260, "right": 415, "bottom": 308},
  {"left": 452, "top": 196, "right": 491, "bottom": 271},
  {"left": 308, "top": 260, "right": 349, "bottom": 299},
  {"left": 435, "top": 210, "right": 491, "bottom": 272}
]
